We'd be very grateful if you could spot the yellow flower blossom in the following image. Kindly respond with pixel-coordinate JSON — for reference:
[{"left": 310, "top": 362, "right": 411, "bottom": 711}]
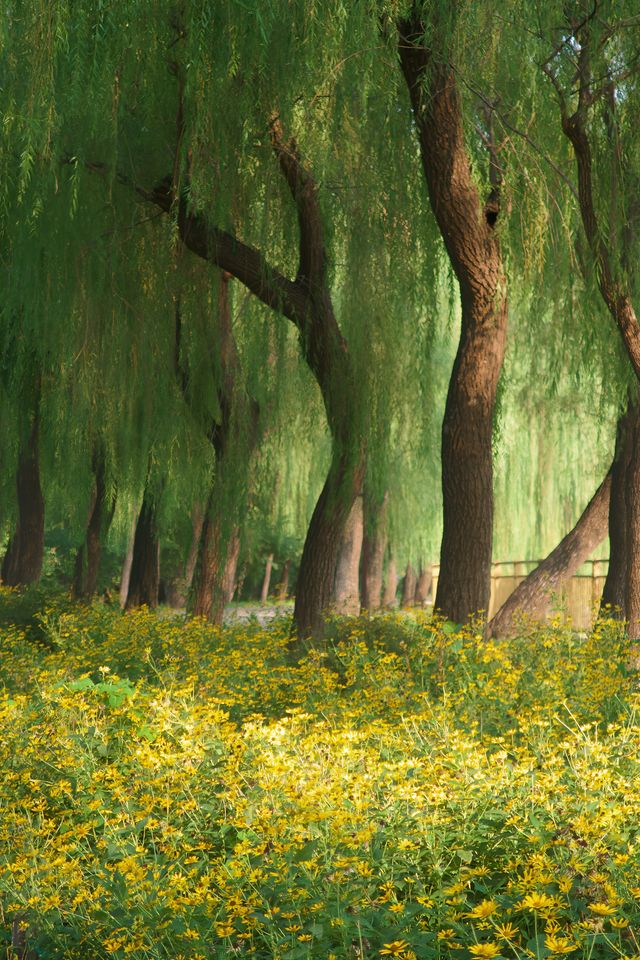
[{"left": 468, "top": 943, "right": 502, "bottom": 958}]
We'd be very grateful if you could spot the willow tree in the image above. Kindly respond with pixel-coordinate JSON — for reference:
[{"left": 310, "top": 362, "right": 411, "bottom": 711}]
[
  {"left": 538, "top": 3, "right": 640, "bottom": 632},
  {"left": 396, "top": 4, "right": 509, "bottom": 624}
]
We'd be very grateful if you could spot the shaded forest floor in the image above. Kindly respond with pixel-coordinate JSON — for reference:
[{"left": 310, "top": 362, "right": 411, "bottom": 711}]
[{"left": 0, "top": 592, "right": 639, "bottom": 959}]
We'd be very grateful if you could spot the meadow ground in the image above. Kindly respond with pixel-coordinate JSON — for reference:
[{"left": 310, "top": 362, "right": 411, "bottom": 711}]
[{"left": 1, "top": 591, "right": 640, "bottom": 959}]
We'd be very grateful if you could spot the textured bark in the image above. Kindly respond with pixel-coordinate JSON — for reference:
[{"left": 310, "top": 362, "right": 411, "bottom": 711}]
[
  {"left": 73, "top": 449, "right": 115, "bottom": 599},
  {"left": 260, "top": 554, "right": 274, "bottom": 604},
  {"left": 125, "top": 493, "right": 160, "bottom": 609},
  {"left": 191, "top": 506, "right": 225, "bottom": 623},
  {"left": 489, "top": 470, "right": 612, "bottom": 638},
  {"left": 333, "top": 494, "right": 364, "bottom": 615},
  {"left": 402, "top": 563, "right": 417, "bottom": 608},
  {"left": 398, "top": 13, "right": 508, "bottom": 624},
  {"left": 145, "top": 119, "right": 361, "bottom": 642},
  {"left": 414, "top": 566, "right": 433, "bottom": 606},
  {"left": 2, "top": 418, "right": 45, "bottom": 587},
  {"left": 554, "top": 30, "right": 640, "bottom": 633},
  {"left": 360, "top": 490, "right": 388, "bottom": 612},
  {"left": 601, "top": 403, "right": 635, "bottom": 615},
  {"left": 293, "top": 448, "right": 365, "bottom": 640},
  {"left": 383, "top": 554, "right": 398, "bottom": 607}
]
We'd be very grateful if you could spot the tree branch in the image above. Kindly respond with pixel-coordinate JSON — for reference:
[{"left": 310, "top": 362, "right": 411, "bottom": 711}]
[
  {"left": 140, "top": 177, "right": 309, "bottom": 330},
  {"left": 269, "top": 114, "right": 327, "bottom": 291}
]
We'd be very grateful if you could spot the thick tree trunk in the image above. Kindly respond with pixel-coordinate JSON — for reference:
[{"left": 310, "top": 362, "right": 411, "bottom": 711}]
[
  {"left": 333, "top": 494, "right": 364, "bottom": 615},
  {"left": 414, "top": 566, "right": 433, "bottom": 606},
  {"left": 293, "top": 447, "right": 365, "bottom": 640},
  {"left": 402, "top": 563, "right": 417, "bottom": 608},
  {"left": 383, "top": 554, "right": 398, "bottom": 607},
  {"left": 601, "top": 403, "right": 635, "bottom": 615},
  {"left": 261, "top": 553, "right": 274, "bottom": 604},
  {"left": 2, "top": 418, "right": 45, "bottom": 587},
  {"left": 125, "top": 493, "right": 160, "bottom": 609},
  {"left": 360, "top": 490, "right": 388, "bottom": 612},
  {"left": 73, "top": 449, "right": 115, "bottom": 599},
  {"left": 489, "top": 469, "right": 612, "bottom": 638},
  {"left": 398, "top": 16, "right": 508, "bottom": 625}
]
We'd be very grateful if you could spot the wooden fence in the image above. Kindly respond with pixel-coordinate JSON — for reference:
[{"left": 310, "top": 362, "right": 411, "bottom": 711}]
[{"left": 430, "top": 559, "right": 609, "bottom": 629}]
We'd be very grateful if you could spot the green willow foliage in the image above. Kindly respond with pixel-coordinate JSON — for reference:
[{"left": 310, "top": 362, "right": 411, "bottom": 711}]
[{"left": 1, "top": 0, "right": 636, "bottom": 571}]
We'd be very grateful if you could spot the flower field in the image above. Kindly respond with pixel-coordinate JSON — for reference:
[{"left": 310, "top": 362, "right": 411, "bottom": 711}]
[{"left": 1, "top": 595, "right": 640, "bottom": 959}]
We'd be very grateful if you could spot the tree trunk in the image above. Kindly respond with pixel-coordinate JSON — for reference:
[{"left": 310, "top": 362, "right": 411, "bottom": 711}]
[
  {"left": 557, "top": 31, "right": 640, "bottom": 634},
  {"left": 277, "top": 559, "right": 290, "bottom": 601},
  {"left": 383, "top": 554, "right": 398, "bottom": 607},
  {"left": 601, "top": 402, "right": 635, "bottom": 615},
  {"left": 398, "top": 15, "right": 508, "bottom": 625},
  {"left": 260, "top": 553, "right": 274, "bottom": 604},
  {"left": 414, "top": 566, "right": 433, "bottom": 607},
  {"left": 333, "top": 494, "right": 364, "bottom": 615},
  {"left": 360, "top": 490, "right": 388, "bottom": 612},
  {"left": 626, "top": 412, "right": 640, "bottom": 639},
  {"left": 223, "top": 527, "right": 241, "bottom": 603},
  {"left": 125, "top": 493, "right": 160, "bottom": 609},
  {"left": 185, "top": 502, "right": 205, "bottom": 593},
  {"left": 149, "top": 121, "right": 361, "bottom": 643},
  {"left": 402, "top": 563, "right": 417, "bottom": 608},
  {"left": 293, "top": 447, "right": 365, "bottom": 640},
  {"left": 2, "top": 417, "right": 45, "bottom": 587},
  {"left": 73, "top": 448, "right": 115, "bottom": 599},
  {"left": 119, "top": 515, "right": 137, "bottom": 608},
  {"left": 191, "top": 506, "right": 224, "bottom": 624},
  {"left": 489, "top": 469, "right": 612, "bottom": 638}
]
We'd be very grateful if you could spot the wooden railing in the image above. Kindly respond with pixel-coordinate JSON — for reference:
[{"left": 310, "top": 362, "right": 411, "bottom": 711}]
[{"left": 430, "top": 559, "right": 609, "bottom": 629}]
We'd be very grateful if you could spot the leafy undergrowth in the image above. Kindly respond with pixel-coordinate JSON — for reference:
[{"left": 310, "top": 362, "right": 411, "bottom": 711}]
[{"left": 1, "top": 593, "right": 640, "bottom": 958}]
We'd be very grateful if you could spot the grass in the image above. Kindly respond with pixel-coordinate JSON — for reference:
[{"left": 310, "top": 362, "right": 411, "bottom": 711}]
[{"left": 0, "top": 590, "right": 639, "bottom": 958}]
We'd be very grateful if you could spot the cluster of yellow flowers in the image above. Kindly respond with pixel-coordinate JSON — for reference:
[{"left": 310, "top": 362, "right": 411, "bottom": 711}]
[{"left": 0, "top": 595, "right": 639, "bottom": 958}]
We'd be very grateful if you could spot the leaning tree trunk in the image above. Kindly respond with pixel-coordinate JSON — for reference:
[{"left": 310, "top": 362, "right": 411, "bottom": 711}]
[
  {"left": 489, "top": 468, "right": 612, "bottom": 638},
  {"left": 600, "top": 401, "right": 635, "bottom": 615},
  {"left": 398, "top": 15, "right": 508, "bottom": 625},
  {"left": 2, "top": 417, "right": 45, "bottom": 587},
  {"left": 73, "top": 449, "right": 115, "bottom": 599},
  {"left": 556, "top": 32, "right": 640, "bottom": 635},
  {"left": 125, "top": 493, "right": 160, "bottom": 609},
  {"left": 360, "top": 489, "right": 388, "bottom": 612},
  {"left": 333, "top": 494, "right": 364, "bottom": 615}
]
